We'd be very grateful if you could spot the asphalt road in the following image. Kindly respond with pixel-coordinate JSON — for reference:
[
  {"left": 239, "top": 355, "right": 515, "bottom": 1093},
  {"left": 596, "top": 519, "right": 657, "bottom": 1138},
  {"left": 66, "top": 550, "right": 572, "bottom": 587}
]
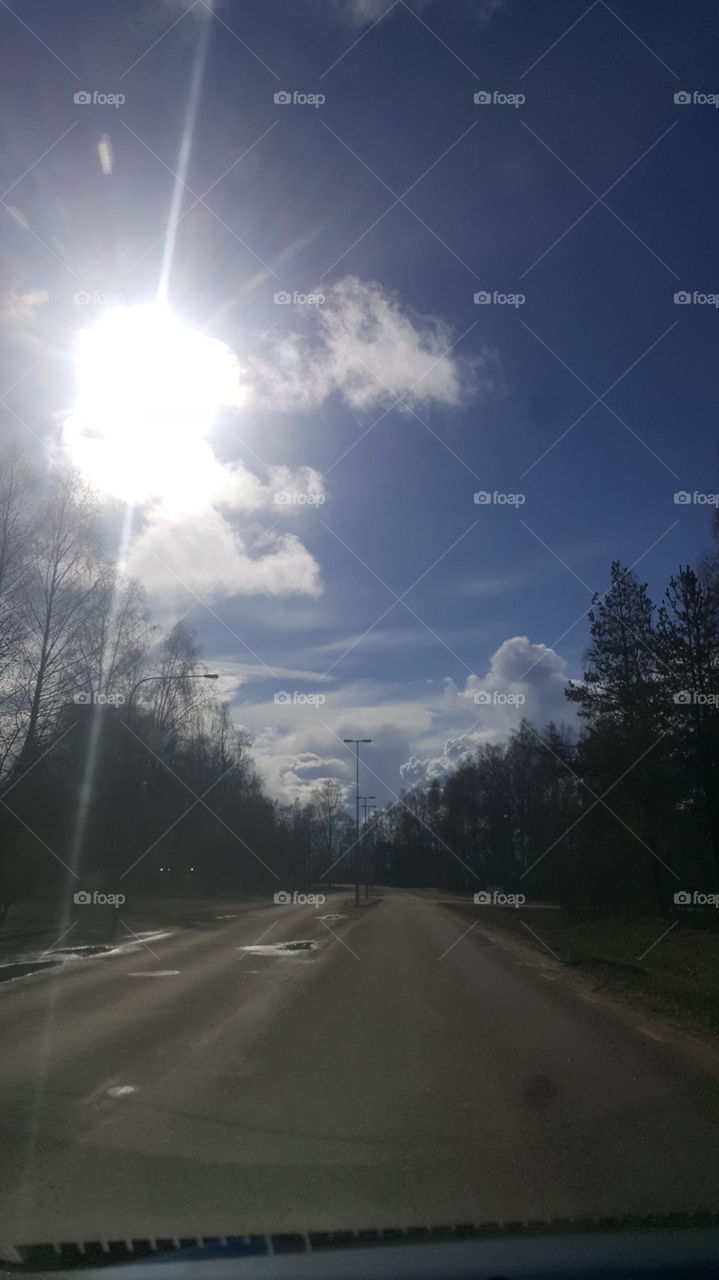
[{"left": 1, "top": 889, "right": 718, "bottom": 1244}]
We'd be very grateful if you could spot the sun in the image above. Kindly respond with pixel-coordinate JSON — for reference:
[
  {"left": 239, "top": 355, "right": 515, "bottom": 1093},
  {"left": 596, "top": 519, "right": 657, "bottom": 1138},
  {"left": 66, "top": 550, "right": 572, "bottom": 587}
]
[{"left": 65, "top": 303, "right": 244, "bottom": 507}]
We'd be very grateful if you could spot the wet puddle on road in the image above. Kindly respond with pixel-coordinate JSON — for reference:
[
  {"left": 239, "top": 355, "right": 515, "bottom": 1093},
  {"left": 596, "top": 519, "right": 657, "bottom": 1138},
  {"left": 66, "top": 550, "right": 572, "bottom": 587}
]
[
  {"left": 320, "top": 914, "right": 347, "bottom": 923},
  {"left": 127, "top": 970, "right": 181, "bottom": 977},
  {"left": 0, "top": 932, "right": 177, "bottom": 983},
  {"left": 238, "top": 940, "right": 318, "bottom": 956},
  {"left": 55, "top": 945, "right": 114, "bottom": 956}
]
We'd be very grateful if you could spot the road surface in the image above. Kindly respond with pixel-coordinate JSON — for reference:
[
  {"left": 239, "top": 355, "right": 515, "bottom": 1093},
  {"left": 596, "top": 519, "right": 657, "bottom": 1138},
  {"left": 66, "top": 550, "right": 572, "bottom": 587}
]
[{"left": 0, "top": 889, "right": 718, "bottom": 1243}]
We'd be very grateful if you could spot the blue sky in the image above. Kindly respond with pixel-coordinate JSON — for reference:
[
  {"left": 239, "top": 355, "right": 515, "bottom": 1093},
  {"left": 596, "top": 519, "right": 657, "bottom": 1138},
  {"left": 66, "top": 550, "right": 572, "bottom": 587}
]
[{"left": 1, "top": 0, "right": 718, "bottom": 805}]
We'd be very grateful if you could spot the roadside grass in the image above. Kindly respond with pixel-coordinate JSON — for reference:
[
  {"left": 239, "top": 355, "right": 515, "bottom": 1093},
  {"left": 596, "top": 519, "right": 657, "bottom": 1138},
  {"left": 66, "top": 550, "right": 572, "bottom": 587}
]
[{"left": 443, "top": 901, "right": 719, "bottom": 1038}]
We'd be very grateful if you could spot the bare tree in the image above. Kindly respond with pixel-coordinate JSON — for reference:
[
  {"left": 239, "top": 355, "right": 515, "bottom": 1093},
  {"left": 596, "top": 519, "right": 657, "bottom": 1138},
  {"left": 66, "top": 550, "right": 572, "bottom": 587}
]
[
  {"left": 310, "top": 778, "right": 346, "bottom": 877},
  {"left": 11, "top": 467, "right": 100, "bottom": 775},
  {"left": 0, "top": 448, "right": 37, "bottom": 775}
]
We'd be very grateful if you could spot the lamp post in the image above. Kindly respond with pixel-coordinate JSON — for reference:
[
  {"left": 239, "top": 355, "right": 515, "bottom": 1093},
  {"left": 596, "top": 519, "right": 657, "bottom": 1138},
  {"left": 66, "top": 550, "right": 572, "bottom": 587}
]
[
  {"left": 344, "top": 738, "right": 371, "bottom": 907},
  {"left": 359, "top": 797, "right": 376, "bottom": 898},
  {"left": 359, "top": 795, "right": 376, "bottom": 823}
]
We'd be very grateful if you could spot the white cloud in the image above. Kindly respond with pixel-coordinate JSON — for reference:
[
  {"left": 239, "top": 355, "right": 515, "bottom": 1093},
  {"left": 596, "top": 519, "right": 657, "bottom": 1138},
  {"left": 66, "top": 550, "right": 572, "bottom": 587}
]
[
  {"left": 244, "top": 276, "right": 488, "bottom": 414},
  {"left": 0, "top": 286, "right": 47, "bottom": 327},
  {"left": 398, "top": 637, "right": 574, "bottom": 788},
  {"left": 246, "top": 728, "right": 351, "bottom": 805},
  {"left": 230, "top": 640, "right": 574, "bottom": 805},
  {"left": 400, "top": 736, "right": 476, "bottom": 787},
  {"left": 122, "top": 506, "right": 322, "bottom": 605}
]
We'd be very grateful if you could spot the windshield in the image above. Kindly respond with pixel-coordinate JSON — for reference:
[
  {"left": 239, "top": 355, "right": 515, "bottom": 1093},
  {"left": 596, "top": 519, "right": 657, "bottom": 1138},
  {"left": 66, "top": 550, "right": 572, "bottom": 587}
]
[{"left": 0, "top": 0, "right": 718, "bottom": 1250}]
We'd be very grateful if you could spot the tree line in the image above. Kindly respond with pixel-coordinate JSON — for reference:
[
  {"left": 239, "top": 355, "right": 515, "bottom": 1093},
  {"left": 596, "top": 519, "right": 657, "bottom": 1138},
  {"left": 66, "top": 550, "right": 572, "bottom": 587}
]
[
  {"left": 2, "top": 443, "right": 717, "bottom": 920},
  {"left": 0, "top": 449, "right": 372, "bottom": 914},
  {"left": 372, "top": 554, "right": 719, "bottom": 918}
]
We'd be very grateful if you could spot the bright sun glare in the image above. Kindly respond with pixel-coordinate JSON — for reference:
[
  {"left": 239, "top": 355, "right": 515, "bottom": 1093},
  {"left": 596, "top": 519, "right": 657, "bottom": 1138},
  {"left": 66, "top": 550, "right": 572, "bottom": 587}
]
[{"left": 66, "top": 303, "right": 244, "bottom": 507}]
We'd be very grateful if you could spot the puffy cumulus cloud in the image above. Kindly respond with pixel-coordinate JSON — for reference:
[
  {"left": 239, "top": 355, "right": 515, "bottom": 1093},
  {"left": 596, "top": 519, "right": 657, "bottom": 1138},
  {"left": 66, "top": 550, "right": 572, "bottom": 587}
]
[
  {"left": 234, "top": 683, "right": 435, "bottom": 804},
  {"left": 458, "top": 635, "right": 569, "bottom": 710},
  {"left": 244, "top": 276, "right": 488, "bottom": 415},
  {"left": 122, "top": 506, "right": 322, "bottom": 605},
  {"left": 400, "top": 736, "right": 477, "bottom": 788},
  {"left": 398, "top": 637, "right": 574, "bottom": 788},
  {"left": 246, "top": 728, "right": 351, "bottom": 805},
  {"left": 229, "top": 641, "right": 571, "bottom": 806}
]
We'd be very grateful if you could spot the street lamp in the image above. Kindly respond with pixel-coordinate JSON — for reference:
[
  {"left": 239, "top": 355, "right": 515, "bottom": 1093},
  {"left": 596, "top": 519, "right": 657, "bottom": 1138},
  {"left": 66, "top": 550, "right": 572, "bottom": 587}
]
[
  {"left": 359, "top": 795, "right": 376, "bottom": 823},
  {"left": 344, "top": 738, "right": 371, "bottom": 907},
  {"left": 360, "top": 797, "right": 376, "bottom": 899}
]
